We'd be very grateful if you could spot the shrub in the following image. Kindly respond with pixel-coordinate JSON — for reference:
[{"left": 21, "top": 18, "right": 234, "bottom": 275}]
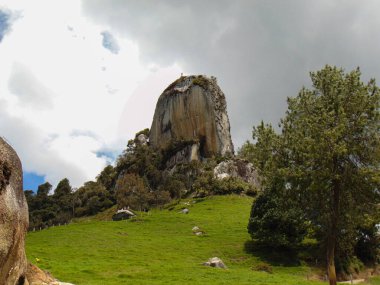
[
  {"left": 248, "top": 187, "right": 308, "bottom": 249},
  {"left": 214, "top": 177, "right": 252, "bottom": 195},
  {"left": 252, "top": 262, "right": 273, "bottom": 273}
]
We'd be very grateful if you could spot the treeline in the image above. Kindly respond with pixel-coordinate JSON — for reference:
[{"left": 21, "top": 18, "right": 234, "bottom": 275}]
[
  {"left": 25, "top": 129, "right": 254, "bottom": 229},
  {"left": 240, "top": 66, "right": 380, "bottom": 284}
]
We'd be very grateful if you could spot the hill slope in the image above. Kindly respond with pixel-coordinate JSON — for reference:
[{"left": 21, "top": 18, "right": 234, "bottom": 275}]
[{"left": 26, "top": 195, "right": 345, "bottom": 284}]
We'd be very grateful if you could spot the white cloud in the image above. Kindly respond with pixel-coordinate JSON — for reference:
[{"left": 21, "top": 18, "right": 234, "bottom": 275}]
[
  {"left": 82, "top": 0, "right": 380, "bottom": 147},
  {"left": 8, "top": 62, "right": 54, "bottom": 110},
  {"left": 4, "top": 0, "right": 380, "bottom": 189},
  {"left": 0, "top": 0, "right": 184, "bottom": 187}
]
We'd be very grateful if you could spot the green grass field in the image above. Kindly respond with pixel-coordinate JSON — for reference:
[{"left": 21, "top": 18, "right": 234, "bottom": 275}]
[{"left": 26, "top": 195, "right": 378, "bottom": 285}]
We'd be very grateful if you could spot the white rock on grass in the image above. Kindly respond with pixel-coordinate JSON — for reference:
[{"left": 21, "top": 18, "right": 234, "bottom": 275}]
[
  {"left": 180, "top": 208, "right": 189, "bottom": 214},
  {"left": 203, "top": 257, "right": 227, "bottom": 269},
  {"left": 192, "top": 226, "right": 200, "bottom": 232}
]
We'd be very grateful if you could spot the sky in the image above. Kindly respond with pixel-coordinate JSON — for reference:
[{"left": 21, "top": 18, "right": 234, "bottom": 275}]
[{"left": 1, "top": 1, "right": 380, "bottom": 191}]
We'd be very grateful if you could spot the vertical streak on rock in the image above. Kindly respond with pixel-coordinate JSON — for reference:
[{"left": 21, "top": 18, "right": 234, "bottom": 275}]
[{"left": 149, "top": 75, "right": 234, "bottom": 159}]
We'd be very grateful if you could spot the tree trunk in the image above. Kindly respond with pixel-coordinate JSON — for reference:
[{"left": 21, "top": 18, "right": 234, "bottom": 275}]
[
  {"left": 327, "top": 236, "right": 337, "bottom": 285},
  {"left": 327, "top": 177, "right": 340, "bottom": 285}
]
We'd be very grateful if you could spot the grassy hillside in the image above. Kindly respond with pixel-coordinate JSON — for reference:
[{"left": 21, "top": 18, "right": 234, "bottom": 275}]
[{"left": 26, "top": 195, "right": 377, "bottom": 285}]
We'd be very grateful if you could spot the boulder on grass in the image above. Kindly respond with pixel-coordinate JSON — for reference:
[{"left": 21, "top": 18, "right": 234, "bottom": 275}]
[
  {"left": 180, "top": 208, "right": 189, "bottom": 214},
  {"left": 203, "top": 257, "right": 227, "bottom": 269},
  {"left": 112, "top": 209, "right": 135, "bottom": 221}
]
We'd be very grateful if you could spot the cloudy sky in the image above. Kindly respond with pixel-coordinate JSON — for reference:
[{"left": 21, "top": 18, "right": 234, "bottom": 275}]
[{"left": 1, "top": 0, "right": 380, "bottom": 190}]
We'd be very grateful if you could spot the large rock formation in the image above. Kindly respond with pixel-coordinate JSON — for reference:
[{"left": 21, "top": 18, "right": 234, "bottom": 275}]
[
  {"left": 149, "top": 75, "right": 234, "bottom": 161},
  {"left": 0, "top": 137, "right": 29, "bottom": 285}
]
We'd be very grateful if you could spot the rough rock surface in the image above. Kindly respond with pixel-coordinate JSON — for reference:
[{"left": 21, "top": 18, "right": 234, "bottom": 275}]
[
  {"left": 214, "top": 159, "right": 261, "bottom": 188},
  {"left": 0, "top": 137, "right": 29, "bottom": 285},
  {"left": 26, "top": 263, "right": 75, "bottom": 284},
  {"left": 26, "top": 263, "right": 55, "bottom": 285},
  {"left": 149, "top": 75, "right": 234, "bottom": 160},
  {"left": 135, "top": 133, "right": 148, "bottom": 146},
  {"left": 203, "top": 257, "right": 227, "bottom": 269},
  {"left": 165, "top": 143, "right": 200, "bottom": 168}
]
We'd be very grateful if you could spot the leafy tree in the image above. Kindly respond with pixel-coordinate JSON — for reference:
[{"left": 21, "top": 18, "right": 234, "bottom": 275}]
[
  {"left": 116, "top": 131, "right": 163, "bottom": 190},
  {"left": 53, "top": 178, "right": 74, "bottom": 224},
  {"left": 74, "top": 181, "right": 114, "bottom": 216},
  {"left": 115, "top": 173, "right": 152, "bottom": 211},
  {"left": 239, "top": 121, "right": 278, "bottom": 177},
  {"left": 37, "top": 182, "right": 52, "bottom": 197},
  {"left": 248, "top": 184, "right": 308, "bottom": 249},
  {"left": 96, "top": 164, "right": 117, "bottom": 193},
  {"left": 54, "top": 178, "right": 71, "bottom": 198},
  {"left": 252, "top": 66, "right": 380, "bottom": 284}
]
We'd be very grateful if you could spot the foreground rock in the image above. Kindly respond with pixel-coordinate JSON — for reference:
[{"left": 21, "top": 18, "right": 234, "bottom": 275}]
[
  {"left": 0, "top": 137, "right": 29, "bottom": 285},
  {"left": 149, "top": 75, "right": 234, "bottom": 166},
  {"left": 0, "top": 138, "right": 73, "bottom": 285},
  {"left": 26, "top": 263, "right": 75, "bottom": 285},
  {"left": 203, "top": 257, "right": 227, "bottom": 269}
]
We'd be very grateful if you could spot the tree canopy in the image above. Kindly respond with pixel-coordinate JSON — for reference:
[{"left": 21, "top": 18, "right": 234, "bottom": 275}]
[{"left": 247, "top": 66, "right": 380, "bottom": 285}]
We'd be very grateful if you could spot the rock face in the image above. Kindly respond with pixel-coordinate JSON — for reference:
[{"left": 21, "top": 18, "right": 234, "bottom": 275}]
[
  {"left": 0, "top": 137, "right": 29, "bottom": 285},
  {"left": 213, "top": 159, "right": 261, "bottom": 187},
  {"left": 149, "top": 75, "right": 234, "bottom": 161}
]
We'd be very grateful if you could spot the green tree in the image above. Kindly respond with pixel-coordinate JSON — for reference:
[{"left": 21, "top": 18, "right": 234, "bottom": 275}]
[
  {"left": 53, "top": 178, "right": 74, "bottom": 223},
  {"left": 37, "top": 182, "right": 52, "bottom": 197},
  {"left": 74, "top": 181, "right": 114, "bottom": 216},
  {"left": 239, "top": 121, "right": 278, "bottom": 177},
  {"left": 277, "top": 66, "right": 380, "bottom": 284},
  {"left": 248, "top": 183, "right": 308, "bottom": 249},
  {"left": 115, "top": 173, "right": 152, "bottom": 211}
]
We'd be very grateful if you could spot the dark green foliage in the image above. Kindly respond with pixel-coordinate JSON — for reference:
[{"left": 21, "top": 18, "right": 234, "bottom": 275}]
[
  {"left": 37, "top": 182, "right": 52, "bottom": 197},
  {"left": 96, "top": 164, "right": 117, "bottom": 199},
  {"left": 248, "top": 187, "right": 307, "bottom": 249},
  {"left": 159, "top": 177, "right": 186, "bottom": 199},
  {"left": 115, "top": 173, "right": 152, "bottom": 211},
  {"left": 116, "top": 132, "right": 163, "bottom": 190},
  {"left": 354, "top": 216, "right": 380, "bottom": 264},
  {"left": 74, "top": 181, "right": 114, "bottom": 217},
  {"left": 247, "top": 66, "right": 380, "bottom": 283},
  {"left": 26, "top": 179, "right": 73, "bottom": 229},
  {"left": 214, "top": 177, "right": 255, "bottom": 195}
]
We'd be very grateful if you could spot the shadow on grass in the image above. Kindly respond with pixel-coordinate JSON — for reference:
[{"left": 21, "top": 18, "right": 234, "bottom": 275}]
[{"left": 244, "top": 240, "right": 301, "bottom": 267}]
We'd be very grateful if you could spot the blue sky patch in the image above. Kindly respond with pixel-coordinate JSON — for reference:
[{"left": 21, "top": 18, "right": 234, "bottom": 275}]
[
  {"left": 23, "top": 171, "right": 45, "bottom": 191},
  {"left": 0, "top": 9, "right": 11, "bottom": 42},
  {"left": 95, "top": 149, "right": 119, "bottom": 164},
  {"left": 100, "top": 31, "right": 120, "bottom": 54}
]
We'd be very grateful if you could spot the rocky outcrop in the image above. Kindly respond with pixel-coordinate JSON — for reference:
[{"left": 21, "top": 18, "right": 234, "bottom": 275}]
[
  {"left": 164, "top": 143, "right": 200, "bottom": 169},
  {"left": 149, "top": 75, "right": 234, "bottom": 162},
  {"left": 213, "top": 159, "right": 261, "bottom": 189},
  {"left": 0, "top": 137, "right": 29, "bottom": 285}
]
